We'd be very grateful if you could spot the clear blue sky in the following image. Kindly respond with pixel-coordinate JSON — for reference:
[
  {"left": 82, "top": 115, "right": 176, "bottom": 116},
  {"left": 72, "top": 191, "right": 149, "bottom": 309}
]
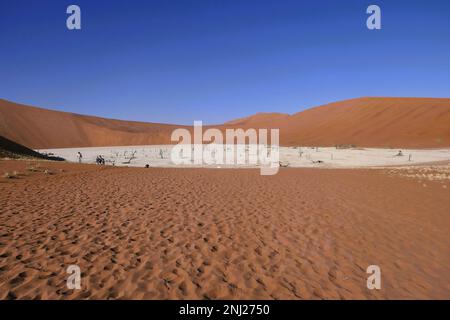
[{"left": 1, "top": 0, "right": 449, "bottom": 124}]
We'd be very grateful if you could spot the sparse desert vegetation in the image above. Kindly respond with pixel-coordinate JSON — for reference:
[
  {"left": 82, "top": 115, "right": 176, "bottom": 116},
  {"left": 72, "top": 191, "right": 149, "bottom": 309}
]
[{"left": 384, "top": 164, "right": 450, "bottom": 190}]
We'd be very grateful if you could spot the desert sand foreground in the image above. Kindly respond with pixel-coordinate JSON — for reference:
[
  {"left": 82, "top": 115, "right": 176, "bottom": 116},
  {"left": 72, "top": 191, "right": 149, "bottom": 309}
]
[{"left": 0, "top": 160, "right": 449, "bottom": 299}]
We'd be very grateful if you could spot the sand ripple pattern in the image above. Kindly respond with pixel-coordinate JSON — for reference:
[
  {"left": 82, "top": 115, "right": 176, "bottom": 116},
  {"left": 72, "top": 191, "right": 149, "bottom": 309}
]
[{"left": 1, "top": 163, "right": 449, "bottom": 299}]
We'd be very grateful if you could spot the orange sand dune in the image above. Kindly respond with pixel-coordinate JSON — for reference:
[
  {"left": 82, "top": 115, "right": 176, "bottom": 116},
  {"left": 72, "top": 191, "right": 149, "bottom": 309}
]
[
  {"left": 232, "top": 97, "right": 450, "bottom": 148},
  {"left": 224, "top": 112, "right": 290, "bottom": 127},
  {"left": 0, "top": 99, "right": 185, "bottom": 149},
  {"left": 1, "top": 97, "right": 450, "bottom": 149}
]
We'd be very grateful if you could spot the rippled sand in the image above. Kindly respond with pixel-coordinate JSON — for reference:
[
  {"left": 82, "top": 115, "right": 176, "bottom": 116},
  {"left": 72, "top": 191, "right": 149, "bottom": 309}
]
[{"left": 0, "top": 160, "right": 449, "bottom": 299}]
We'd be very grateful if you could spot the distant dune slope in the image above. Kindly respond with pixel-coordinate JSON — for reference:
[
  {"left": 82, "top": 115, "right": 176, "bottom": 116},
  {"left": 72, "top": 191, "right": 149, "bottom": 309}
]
[
  {"left": 1, "top": 97, "right": 449, "bottom": 149},
  {"left": 280, "top": 97, "right": 450, "bottom": 148},
  {"left": 0, "top": 99, "right": 185, "bottom": 149}
]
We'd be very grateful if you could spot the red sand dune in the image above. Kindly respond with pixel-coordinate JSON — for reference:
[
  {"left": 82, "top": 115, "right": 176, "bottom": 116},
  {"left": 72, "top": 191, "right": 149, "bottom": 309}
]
[
  {"left": 1, "top": 97, "right": 450, "bottom": 149},
  {"left": 230, "top": 97, "right": 450, "bottom": 148},
  {"left": 224, "top": 112, "right": 290, "bottom": 127},
  {"left": 0, "top": 99, "right": 184, "bottom": 149}
]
